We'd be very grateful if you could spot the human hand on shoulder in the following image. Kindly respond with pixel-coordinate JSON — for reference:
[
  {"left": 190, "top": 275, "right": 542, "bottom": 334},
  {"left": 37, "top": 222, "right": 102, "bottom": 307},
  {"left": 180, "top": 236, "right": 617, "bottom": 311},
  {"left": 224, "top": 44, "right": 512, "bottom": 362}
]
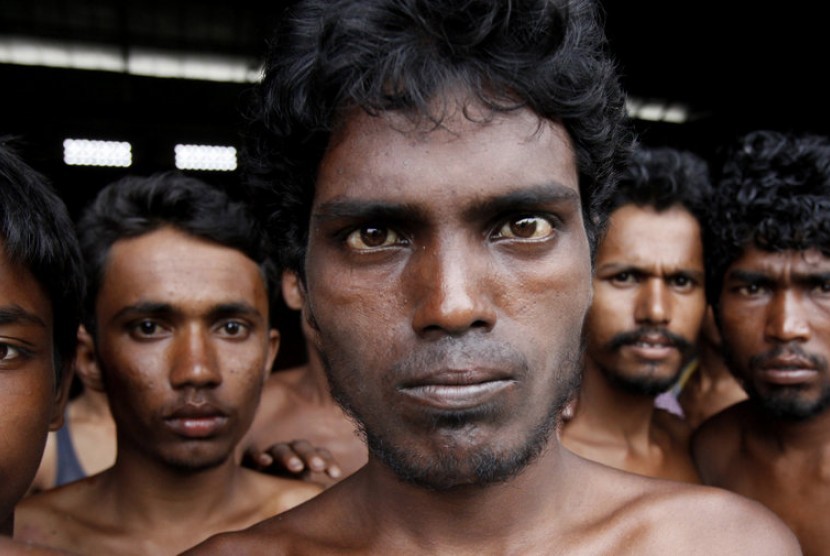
[{"left": 242, "top": 439, "right": 343, "bottom": 485}]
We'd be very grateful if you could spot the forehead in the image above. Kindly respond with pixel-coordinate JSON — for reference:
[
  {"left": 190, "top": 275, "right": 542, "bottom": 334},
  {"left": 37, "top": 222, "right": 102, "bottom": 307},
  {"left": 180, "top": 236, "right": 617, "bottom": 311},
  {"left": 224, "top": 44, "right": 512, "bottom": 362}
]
[
  {"left": 97, "top": 227, "right": 267, "bottom": 310},
  {"left": 316, "top": 105, "right": 579, "bottom": 209},
  {"left": 598, "top": 204, "right": 703, "bottom": 267},
  {"left": 0, "top": 242, "right": 52, "bottom": 326}
]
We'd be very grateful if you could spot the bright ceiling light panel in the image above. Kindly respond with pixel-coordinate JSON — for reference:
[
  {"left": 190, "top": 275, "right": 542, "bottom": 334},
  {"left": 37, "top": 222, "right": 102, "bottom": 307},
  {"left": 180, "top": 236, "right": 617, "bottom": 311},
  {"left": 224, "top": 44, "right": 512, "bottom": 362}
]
[
  {"left": 63, "top": 138, "right": 132, "bottom": 167},
  {"left": 174, "top": 144, "right": 237, "bottom": 171}
]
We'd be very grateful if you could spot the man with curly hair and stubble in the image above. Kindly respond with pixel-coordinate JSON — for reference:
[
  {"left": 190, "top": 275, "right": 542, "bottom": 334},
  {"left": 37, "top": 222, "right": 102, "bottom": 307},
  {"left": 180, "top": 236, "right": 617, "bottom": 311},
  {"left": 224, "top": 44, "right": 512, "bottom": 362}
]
[
  {"left": 187, "top": 1, "right": 800, "bottom": 553},
  {"left": 561, "top": 146, "right": 711, "bottom": 484},
  {"left": 693, "top": 129, "right": 830, "bottom": 555}
]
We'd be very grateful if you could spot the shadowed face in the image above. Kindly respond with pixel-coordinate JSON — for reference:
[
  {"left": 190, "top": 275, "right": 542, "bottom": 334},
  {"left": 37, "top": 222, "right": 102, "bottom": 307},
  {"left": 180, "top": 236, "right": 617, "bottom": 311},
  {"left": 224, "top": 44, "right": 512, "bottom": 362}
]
[
  {"left": 0, "top": 243, "right": 65, "bottom": 533},
  {"left": 301, "top": 104, "right": 591, "bottom": 490},
  {"left": 719, "top": 246, "right": 830, "bottom": 420},
  {"left": 586, "top": 205, "right": 705, "bottom": 396},
  {"left": 91, "top": 228, "right": 278, "bottom": 471}
]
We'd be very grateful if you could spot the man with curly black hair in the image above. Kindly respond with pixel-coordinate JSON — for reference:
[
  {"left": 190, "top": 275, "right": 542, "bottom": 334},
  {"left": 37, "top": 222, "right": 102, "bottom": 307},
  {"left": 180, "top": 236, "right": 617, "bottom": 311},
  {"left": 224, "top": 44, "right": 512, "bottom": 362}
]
[
  {"left": 187, "top": 1, "right": 799, "bottom": 553},
  {"left": 694, "top": 129, "right": 830, "bottom": 555},
  {"left": 561, "top": 146, "right": 710, "bottom": 484}
]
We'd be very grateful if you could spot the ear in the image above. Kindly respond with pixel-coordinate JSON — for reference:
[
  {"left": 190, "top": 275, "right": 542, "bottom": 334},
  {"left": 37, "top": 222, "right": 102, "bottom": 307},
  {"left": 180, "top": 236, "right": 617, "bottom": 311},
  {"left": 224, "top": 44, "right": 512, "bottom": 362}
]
[
  {"left": 48, "top": 354, "right": 75, "bottom": 432},
  {"left": 74, "top": 324, "right": 106, "bottom": 393},
  {"left": 701, "top": 305, "right": 723, "bottom": 348},
  {"left": 264, "top": 328, "right": 280, "bottom": 382},
  {"left": 281, "top": 270, "right": 305, "bottom": 311}
]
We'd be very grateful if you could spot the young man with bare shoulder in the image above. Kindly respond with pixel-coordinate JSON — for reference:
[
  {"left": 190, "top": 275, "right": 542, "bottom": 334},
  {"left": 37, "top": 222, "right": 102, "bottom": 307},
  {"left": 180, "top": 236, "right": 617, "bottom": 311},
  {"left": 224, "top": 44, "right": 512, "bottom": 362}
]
[
  {"left": 14, "top": 173, "right": 322, "bottom": 555},
  {"left": 693, "top": 129, "right": 830, "bottom": 555},
  {"left": 187, "top": 1, "right": 800, "bottom": 553}
]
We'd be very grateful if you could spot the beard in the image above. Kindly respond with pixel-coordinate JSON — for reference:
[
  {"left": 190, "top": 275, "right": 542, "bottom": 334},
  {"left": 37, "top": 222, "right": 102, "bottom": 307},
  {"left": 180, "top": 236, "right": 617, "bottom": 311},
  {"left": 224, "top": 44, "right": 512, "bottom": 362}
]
[
  {"left": 318, "top": 336, "right": 583, "bottom": 492},
  {"left": 729, "top": 345, "right": 830, "bottom": 422},
  {"left": 598, "top": 326, "right": 694, "bottom": 397}
]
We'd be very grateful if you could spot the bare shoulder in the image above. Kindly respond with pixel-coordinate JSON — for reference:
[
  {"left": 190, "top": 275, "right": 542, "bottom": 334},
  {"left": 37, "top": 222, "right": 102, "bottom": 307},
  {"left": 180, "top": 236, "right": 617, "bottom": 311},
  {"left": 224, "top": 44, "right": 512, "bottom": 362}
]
[
  {"left": 617, "top": 477, "right": 801, "bottom": 554},
  {"left": 564, "top": 456, "right": 799, "bottom": 554},
  {"left": 0, "top": 537, "right": 76, "bottom": 555},
  {"left": 183, "top": 496, "right": 341, "bottom": 556},
  {"left": 245, "top": 469, "right": 324, "bottom": 517},
  {"left": 186, "top": 477, "right": 368, "bottom": 555},
  {"left": 13, "top": 478, "right": 99, "bottom": 547},
  {"left": 691, "top": 401, "right": 749, "bottom": 478}
]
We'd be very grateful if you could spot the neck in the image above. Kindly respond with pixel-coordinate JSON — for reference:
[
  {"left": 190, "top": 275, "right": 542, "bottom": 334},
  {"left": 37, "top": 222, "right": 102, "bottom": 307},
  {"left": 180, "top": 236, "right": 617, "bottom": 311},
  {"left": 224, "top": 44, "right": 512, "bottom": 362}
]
[
  {"left": 104, "top": 443, "right": 245, "bottom": 525},
  {"left": 569, "top": 361, "right": 659, "bottom": 442},
  {"left": 294, "top": 348, "right": 336, "bottom": 404},
  {"left": 757, "top": 404, "right": 830, "bottom": 453},
  {"left": 352, "top": 441, "right": 578, "bottom": 550}
]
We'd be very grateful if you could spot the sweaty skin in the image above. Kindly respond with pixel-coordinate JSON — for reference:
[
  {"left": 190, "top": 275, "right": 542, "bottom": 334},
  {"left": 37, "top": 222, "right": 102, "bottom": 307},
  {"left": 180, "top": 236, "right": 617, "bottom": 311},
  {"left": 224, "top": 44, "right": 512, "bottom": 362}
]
[
  {"left": 562, "top": 205, "right": 704, "bottom": 483},
  {"left": 0, "top": 242, "right": 70, "bottom": 535},
  {"left": 185, "top": 105, "right": 800, "bottom": 555},
  {"left": 694, "top": 247, "right": 830, "bottom": 555},
  {"left": 15, "top": 229, "right": 321, "bottom": 555}
]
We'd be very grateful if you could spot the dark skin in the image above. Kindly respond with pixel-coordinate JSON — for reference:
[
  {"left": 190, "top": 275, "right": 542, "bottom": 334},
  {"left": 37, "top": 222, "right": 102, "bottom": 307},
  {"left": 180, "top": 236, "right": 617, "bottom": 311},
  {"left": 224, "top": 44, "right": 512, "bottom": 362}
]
[
  {"left": 186, "top": 103, "right": 799, "bottom": 555},
  {"left": 0, "top": 243, "right": 72, "bottom": 536},
  {"left": 562, "top": 205, "right": 704, "bottom": 483},
  {"left": 677, "top": 306, "right": 747, "bottom": 430},
  {"left": 694, "top": 246, "right": 830, "bottom": 555},
  {"left": 242, "top": 272, "right": 365, "bottom": 487},
  {"left": 14, "top": 228, "right": 321, "bottom": 555}
]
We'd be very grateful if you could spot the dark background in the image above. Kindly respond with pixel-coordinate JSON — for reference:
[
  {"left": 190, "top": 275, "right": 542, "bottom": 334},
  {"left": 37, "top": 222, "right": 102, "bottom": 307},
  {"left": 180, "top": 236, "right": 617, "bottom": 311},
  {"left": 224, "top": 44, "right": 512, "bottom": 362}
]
[{"left": 1, "top": 0, "right": 826, "bottom": 367}]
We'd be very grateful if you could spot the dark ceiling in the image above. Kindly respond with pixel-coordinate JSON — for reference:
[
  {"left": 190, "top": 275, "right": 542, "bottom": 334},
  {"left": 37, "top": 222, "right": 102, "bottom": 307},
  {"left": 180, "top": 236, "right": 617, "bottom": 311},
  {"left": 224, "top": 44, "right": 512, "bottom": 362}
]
[
  {"left": 0, "top": 0, "right": 824, "bottom": 369},
  {"left": 1, "top": 0, "right": 827, "bottom": 219}
]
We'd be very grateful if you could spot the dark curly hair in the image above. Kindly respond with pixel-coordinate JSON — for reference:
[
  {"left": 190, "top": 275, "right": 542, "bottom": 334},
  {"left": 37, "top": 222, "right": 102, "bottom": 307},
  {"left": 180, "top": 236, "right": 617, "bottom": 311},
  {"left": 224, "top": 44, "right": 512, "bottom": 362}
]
[
  {"left": 608, "top": 146, "right": 712, "bottom": 223},
  {"left": 245, "top": 0, "right": 632, "bottom": 276},
  {"left": 77, "top": 171, "right": 278, "bottom": 332},
  {"left": 705, "top": 130, "right": 830, "bottom": 307},
  {"left": 0, "top": 138, "right": 86, "bottom": 385}
]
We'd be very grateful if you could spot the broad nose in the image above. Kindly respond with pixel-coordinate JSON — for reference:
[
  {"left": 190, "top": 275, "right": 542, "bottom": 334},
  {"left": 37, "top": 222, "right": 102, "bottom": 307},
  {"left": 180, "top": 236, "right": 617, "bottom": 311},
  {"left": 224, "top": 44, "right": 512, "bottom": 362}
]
[
  {"left": 410, "top": 240, "right": 497, "bottom": 337},
  {"left": 765, "top": 290, "right": 811, "bottom": 343},
  {"left": 169, "top": 325, "right": 223, "bottom": 389},
  {"left": 634, "top": 277, "right": 670, "bottom": 325}
]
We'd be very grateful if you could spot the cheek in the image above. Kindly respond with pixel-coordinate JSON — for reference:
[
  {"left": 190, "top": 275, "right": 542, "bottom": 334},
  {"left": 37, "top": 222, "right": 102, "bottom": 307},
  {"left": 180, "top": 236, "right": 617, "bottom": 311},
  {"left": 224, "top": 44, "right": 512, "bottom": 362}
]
[{"left": 0, "top": 383, "right": 53, "bottom": 507}]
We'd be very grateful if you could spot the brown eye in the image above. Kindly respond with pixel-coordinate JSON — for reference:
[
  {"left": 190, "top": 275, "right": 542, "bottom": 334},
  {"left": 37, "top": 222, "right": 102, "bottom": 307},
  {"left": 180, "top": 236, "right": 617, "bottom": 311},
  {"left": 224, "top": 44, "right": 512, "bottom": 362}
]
[
  {"left": 345, "top": 226, "right": 401, "bottom": 250},
  {"left": 0, "top": 344, "right": 21, "bottom": 362},
  {"left": 496, "top": 216, "right": 554, "bottom": 240}
]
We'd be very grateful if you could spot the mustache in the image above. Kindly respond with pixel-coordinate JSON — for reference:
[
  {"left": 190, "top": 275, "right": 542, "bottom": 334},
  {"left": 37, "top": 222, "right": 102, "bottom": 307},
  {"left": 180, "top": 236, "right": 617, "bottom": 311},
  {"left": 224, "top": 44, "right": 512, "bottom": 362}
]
[
  {"left": 389, "top": 337, "right": 530, "bottom": 382},
  {"left": 606, "top": 326, "right": 692, "bottom": 352},
  {"left": 749, "top": 345, "right": 828, "bottom": 373}
]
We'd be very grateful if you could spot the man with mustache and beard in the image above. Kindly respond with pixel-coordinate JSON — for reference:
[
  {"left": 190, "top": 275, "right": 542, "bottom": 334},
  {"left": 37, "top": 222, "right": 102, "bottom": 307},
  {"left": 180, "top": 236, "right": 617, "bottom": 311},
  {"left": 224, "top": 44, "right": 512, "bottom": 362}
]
[
  {"left": 561, "top": 146, "right": 710, "bottom": 483},
  {"left": 14, "top": 173, "right": 322, "bottom": 555},
  {"left": 693, "top": 129, "right": 830, "bottom": 555},
  {"left": 185, "top": 1, "right": 799, "bottom": 554}
]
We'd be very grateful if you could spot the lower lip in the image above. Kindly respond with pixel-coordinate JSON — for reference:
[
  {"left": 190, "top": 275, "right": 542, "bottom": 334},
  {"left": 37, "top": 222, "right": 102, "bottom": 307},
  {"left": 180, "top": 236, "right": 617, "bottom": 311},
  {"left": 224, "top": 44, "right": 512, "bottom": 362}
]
[
  {"left": 400, "top": 380, "right": 514, "bottom": 410},
  {"left": 758, "top": 369, "right": 817, "bottom": 386},
  {"left": 165, "top": 416, "right": 228, "bottom": 438}
]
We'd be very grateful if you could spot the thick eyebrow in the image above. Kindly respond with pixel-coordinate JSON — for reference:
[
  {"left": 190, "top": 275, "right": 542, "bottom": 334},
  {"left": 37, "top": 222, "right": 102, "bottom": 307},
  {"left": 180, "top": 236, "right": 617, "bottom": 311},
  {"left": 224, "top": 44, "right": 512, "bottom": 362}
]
[
  {"left": 725, "top": 269, "right": 775, "bottom": 285},
  {"left": 207, "top": 303, "right": 264, "bottom": 322},
  {"left": 111, "top": 301, "right": 175, "bottom": 322},
  {"left": 597, "top": 263, "right": 704, "bottom": 281},
  {"left": 111, "top": 301, "right": 264, "bottom": 322},
  {"left": 313, "top": 182, "right": 580, "bottom": 224},
  {"left": 460, "top": 182, "right": 581, "bottom": 221},
  {"left": 0, "top": 304, "right": 47, "bottom": 328}
]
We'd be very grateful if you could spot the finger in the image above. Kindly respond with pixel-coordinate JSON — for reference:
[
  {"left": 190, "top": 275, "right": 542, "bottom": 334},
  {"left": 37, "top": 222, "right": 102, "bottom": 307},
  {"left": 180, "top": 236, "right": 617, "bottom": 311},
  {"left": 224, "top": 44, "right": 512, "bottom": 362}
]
[{"left": 268, "top": 443, "right": 307, "bottom": 474}]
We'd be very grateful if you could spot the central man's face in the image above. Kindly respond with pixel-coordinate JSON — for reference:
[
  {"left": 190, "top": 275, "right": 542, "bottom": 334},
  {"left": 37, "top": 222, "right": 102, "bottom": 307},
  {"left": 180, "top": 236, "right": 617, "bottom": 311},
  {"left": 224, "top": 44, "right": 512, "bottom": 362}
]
[{"left": 302, "top": 104, "right": 591, "bottom": 490}]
